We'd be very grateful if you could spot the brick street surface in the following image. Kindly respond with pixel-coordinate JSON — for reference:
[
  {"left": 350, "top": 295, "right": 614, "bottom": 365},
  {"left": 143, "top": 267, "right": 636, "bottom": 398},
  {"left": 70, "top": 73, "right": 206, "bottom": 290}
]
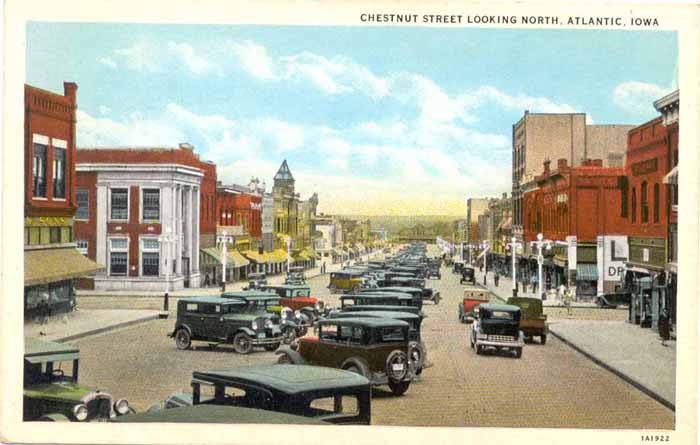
[
  {"left": 68, "top": 248, "right": 673, "bottom": 428},
  {"left": 24, "top": 309, "right": 160, "bottom": 342}
]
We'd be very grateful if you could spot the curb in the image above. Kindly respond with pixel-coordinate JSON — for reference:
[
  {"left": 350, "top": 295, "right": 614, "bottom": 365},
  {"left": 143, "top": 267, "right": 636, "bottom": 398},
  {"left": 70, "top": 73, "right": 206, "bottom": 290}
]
[
  {"left": 549, "top": 329, "right": 675, "bottom": 412},
  {"left": 54, "top": 313, "right": 162, "bottom": 343}
]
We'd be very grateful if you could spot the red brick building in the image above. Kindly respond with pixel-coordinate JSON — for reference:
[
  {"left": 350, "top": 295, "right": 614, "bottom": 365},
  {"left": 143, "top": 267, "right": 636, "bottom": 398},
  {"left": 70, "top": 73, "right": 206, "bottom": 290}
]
[
  {"left": 24, "top": 82, "right": 102, "bottom": 316},
  {"left": 216, "top": 184, "right": 262, "bottom": 241},
  {"left": 74, "top": 144, "right": 216, "bottom": 290},
  {"left": 522, "top": 158, "right": 626, "bottom": 296}
]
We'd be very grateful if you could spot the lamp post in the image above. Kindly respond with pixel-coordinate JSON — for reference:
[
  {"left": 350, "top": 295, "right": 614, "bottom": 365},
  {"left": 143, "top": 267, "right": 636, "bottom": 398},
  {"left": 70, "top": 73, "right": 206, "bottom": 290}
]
[
  {"left": 530, "top": 233, "right": 553, "bottom": 300},
  {"left": 286, "top": 237, "right": 292, "bottom": 273},
  {"left": 507, "top": 237, "right": 523, "bottom": 297},
  {"left": 220, "top": 230, "right": 229, "bottom": 292},
  {"left": 480, "top": 241, "right": 489, "bottom": 285},
  {"left": 159, "top": 227, "right": 176, "bottom": 312}
]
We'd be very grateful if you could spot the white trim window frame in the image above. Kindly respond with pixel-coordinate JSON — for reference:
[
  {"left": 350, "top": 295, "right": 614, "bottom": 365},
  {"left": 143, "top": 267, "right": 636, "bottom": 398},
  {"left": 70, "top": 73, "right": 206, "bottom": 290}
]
[
  {"left": 52, "top": 138, "right": 67, "bottom": 201},
  {"left": 109, "top": 187, "right": 130, "bottom": 222},
  {"left": 108, "top": 236, "right": 129, "bottom": 276},
  {"left": 32, "top": 134, "right": 49, "bottom": 199},
  {"left": 140, "top": 237, "right": 160, "bottom": 277},
  {"left": 141, "top": 187, "right": 161, "bottom": 223},
  {"left": 75, "top": 189, "right": 89, "bottom": 221},
  {"left": 76, "top": 240, "right": 88, "bottom": 256}
]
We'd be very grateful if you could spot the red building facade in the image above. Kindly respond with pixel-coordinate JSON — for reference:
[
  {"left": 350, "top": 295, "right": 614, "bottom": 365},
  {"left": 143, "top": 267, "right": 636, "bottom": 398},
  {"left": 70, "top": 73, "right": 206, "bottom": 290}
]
[
  {"left": 24, "top": 82, "right": 102, "bottom": 316},
  {"left": 216, "top": 185, "right": 263, "bottom": 241}
]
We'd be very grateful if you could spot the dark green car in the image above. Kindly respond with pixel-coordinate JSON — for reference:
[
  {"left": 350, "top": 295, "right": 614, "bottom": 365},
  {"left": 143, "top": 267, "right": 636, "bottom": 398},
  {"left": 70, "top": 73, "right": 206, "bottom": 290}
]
[
  {"left": 277, "top": 318, "right": 414, "bottom": 396},
  {"left": 170, "top": 297, "right": 283, "bottom": 354},
  {"left": 160, "top": 364, "right": 371, "bottom": 425},
  {"left": 113, "top": 405, "right": 328, "bottom": 425},
  {"left": 24, "top": 338, "right": 132, "bottom": 421},
  {"left": 340, "top": 293, "right": 417, "bottom": 310}
]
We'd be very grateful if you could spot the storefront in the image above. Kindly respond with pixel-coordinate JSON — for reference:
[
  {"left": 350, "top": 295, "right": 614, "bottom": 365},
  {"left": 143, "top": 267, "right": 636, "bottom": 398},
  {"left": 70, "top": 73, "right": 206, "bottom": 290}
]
[
  {"left": 626, "top": 236, "right": 669, "bottom": 332},
  {"left": 200, "top": 247, "right": 251, "bottom": 285}
]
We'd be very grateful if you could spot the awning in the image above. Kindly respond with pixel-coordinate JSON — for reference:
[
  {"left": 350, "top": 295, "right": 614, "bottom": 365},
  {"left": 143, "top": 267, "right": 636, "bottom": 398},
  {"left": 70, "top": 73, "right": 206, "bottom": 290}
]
[
  {"left": 666, "top": 262, "right": 678, "bottom": 274},
  {"left": 663, "top": 166, "right": 678, "bottom": 185},
  {"left": 201, "top": 247, "right": 251, "bottom": 267},
  {"left": 576, "top": 263, "right": 598, "bottom": 281},
  {"left": 241, "top": 250, "right": 269, "bottom": 264},
  {"left": 25, "top": 247, "right": 104, "bottom": 287},
  {"left": 269, "top": 249, "right": 291, "bottom": 263}
]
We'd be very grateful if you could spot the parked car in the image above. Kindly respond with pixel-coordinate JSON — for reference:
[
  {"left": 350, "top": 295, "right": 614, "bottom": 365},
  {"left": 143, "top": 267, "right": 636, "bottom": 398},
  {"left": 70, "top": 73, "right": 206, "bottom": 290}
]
[
  {"left": 452, "top": 262, "right": 466, "bottom": 274},
  {"left": 506, "top": 297, "right": 548, "bottom": 344},
  {"left": 113, "top": 405, "right": 329, "bottom": 425},
  {"left": 24, "top": 338, "right": 133, "bottom": 421},
  {"left": 170, "top": 297, "right": 283, "bottom": 353},
  {"left": 469, "top": 303, "right": 524, "bottom": 358},
  {"left": 366, "top": 285, "right": 439, "bottom": 305},
  {"left": 460, "top": 267, "right": 476, "bottom": 285},
  {"left": 243, "top": 273, "right": 268, "bottom": 290},
  {"left": 221, "top": 290, "right": 304, "bottom": 344},
  {"left": 328, "top": 271, "right": 364, "bottom": 293},
  {"left": 276, "top": 318, "right": 415, "bottom": 396},
  {"left": 161, "top": 364, "right": 371, "bottom": 425},
  {"left": 340, "top": 293, "right": 419, "bottom": 310},
  {"left": 341, "top": 304, "right": 425, "bottom": 319},
  {"left": 458, "top": 286, "right": 490, "bottom": 323},
  {"left": 261, "top": 284, "right": 324, "bottom": 317}
]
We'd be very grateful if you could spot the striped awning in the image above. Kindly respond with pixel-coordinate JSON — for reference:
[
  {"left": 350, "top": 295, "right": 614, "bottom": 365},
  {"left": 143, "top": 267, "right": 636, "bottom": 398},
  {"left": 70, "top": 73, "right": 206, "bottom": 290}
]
[
  {"left": 25, "top": 247, "right": 104, "bottom": 286},
  {"left": 269, "top": 249, "right": 291, "bottom": 263},
  {"left": 242, "top": 250, "right": 269, "bottom": 264},
  {"left": 202, "top": 247, "right": 250, "bottom": 268},
  {"left": 576, "top": 263, "right": 598, "bottom": 281}
]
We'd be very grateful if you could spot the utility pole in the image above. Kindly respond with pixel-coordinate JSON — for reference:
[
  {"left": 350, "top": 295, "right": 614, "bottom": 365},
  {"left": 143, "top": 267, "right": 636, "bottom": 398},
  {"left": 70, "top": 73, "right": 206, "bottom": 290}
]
[
  {"left": 530, "top": 233, "right": 553, "bottom": 300},
  {"left": 507, "top": 236, "right": 523, "bottom": 297}
]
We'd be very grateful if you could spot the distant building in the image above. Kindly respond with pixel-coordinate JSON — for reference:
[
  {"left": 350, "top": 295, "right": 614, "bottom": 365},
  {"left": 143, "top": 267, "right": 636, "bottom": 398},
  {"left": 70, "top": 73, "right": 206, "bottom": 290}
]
[{"left": 466, "top": 198, "right": 490, "bottom": 247}]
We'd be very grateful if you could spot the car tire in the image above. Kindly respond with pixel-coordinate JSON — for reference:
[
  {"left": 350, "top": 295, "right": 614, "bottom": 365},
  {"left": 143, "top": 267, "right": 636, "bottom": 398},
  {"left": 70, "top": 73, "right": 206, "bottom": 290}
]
[
  {"left": 264, "top": 343, "right": 280, "bottom": 351},
  {"left": 476, "top": 344, "right": 483, "bottom": 355},
  {"left": 277, "top": 353, "right": 294, "bottom": 364},
  {"left": 175, "top": 328, "right": 191, "bottom": 350},
  {"left": 541, "top": 335, "right": 547, "bottom": 345},
  {"left": 341, "top": 358, "right": 371, "bottom": 378},
  {"left": 388, "top": 380, "right": 411, "bottom": 396},
  {"left": 385, "top": 350, "right": 409, "bottom": 382},
  {"left": 408, "top": 341, "right": 424, "bottom": 375},
  {"left": 232, "top": 332, "right": 253, "bottom": 354},
  {"left": 514, "top": 347, "right": 522, "bottom": 359}
]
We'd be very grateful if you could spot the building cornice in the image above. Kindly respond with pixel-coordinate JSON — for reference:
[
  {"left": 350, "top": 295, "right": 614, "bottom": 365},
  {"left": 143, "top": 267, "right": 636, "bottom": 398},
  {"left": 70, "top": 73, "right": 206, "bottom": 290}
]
[{"left": 76, "top": 163, "right": 204, "bottom": 177}]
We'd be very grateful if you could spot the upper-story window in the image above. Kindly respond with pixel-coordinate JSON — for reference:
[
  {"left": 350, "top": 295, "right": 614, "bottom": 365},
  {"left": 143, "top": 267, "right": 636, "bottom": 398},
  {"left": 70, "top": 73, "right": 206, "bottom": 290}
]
[
  {"left": 631, "top": 187, "right": 637, "bottom": 224},
  {"left": 76, "top": 240, "right": 88, "bottom": 256},
  {"left": 142, "top": 189, "right": 160, "bottom": 221},
  {"left": 653, "top": 183, "right": 660, "bottom": 223},
  {"left": 52, "top": 144, "right": 66, "bottom": 199},
  {"left": 32, "top": 142, "right": 47, "bottom": 198},
  {"left": 75, "top": 189, "right": 89, "bottom": 220},
  {"left": 110, "top": 188, "right": 129, "bottom": 220},
  {"left": 640, "top": 181, "right": 649, "bottom": 224}
]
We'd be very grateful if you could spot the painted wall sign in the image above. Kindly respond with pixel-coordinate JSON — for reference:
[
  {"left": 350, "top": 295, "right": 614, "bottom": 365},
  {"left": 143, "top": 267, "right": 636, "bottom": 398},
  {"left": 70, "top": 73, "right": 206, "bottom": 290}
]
[{"left": 596, "top": 235, "right": 629, "bottom": 295}]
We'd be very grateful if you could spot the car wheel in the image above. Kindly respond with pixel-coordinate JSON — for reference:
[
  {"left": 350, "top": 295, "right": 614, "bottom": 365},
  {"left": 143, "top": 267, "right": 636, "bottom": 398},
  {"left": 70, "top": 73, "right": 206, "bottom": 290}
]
[
  {"left": 408, "top": 341, "right": 424, "bottom": 375},
  {"left": 342, "top": 358, "right": 371, "bottom": 378},
  {"left": 282, "top": 327, "right": 296, "bottom": 345},
  {"left": 514, "top": 347, "right": 522, "bottom": 359},
  {"left": 388, "top": 380, "right": 411, "bottom": 396},
  {"left": 175, "top": 329, "right": 191, "bottom": 350},
  {"left": 264, "top": 342, "right": 280, "bottom": 351},
  {"left": 541, "top": 335, "right": 547, "bottom": 345},
  {"left": 277, "top": 353, "right": 294, "bottom": 364},
  {"left": 232, "top": 332, "right": 253, "bottom": 354},
  {"left": 476, "top": 344, "right": 483, "bottom": 355}
]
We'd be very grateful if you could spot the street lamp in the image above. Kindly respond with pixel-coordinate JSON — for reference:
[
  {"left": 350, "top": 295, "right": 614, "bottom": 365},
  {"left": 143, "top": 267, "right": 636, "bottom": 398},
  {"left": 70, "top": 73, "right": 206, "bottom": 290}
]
[
  {"left": 286, "top": 237, "right": 292, "bottom": 273},
  {"left": 530, "top": 233, "right": 553, "bottom": 300},
  {"left": 220, "top": 230, "right": 229, "bottom": 292},
  {"left": 480, "top": 241, "right": 490, "bottom": 285},
  {"left": 507, "top": 237, "right": 523, "bottom": 297},
  {"left": 159, "top": 227, "right": 176, "bottom": 312}
]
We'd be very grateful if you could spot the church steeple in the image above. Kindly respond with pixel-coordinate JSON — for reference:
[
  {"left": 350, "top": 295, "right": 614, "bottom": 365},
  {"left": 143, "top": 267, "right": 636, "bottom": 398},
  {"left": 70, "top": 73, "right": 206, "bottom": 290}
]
[{"left": 274, "top": 160, "right": 294, "bottom": 182}]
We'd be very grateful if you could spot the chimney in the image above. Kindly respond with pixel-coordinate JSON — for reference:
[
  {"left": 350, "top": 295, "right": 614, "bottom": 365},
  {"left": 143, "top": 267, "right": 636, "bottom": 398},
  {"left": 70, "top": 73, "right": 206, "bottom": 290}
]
[
  {"left": 543, "top": 159, "right": 551, "bottom": 176},
  {"left": 592, "top": 159, "right": 603, "bottom": 167},
  {"left": 179, "top": 142, "right": 194, "bottom": 152},
  {"left": 557, "top": 158, "right": 567, "bottom": 169},
  {"left": 63, "top": 82, "right": 78, "bottom": 104}
]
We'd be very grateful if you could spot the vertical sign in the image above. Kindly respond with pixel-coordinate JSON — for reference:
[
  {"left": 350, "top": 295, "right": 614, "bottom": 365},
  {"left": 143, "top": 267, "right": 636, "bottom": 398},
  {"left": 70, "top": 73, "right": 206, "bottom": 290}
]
[
  {"left": 597, "top": 236, "right": 605, "bottom": 296},
  {"left": 566, "top": 236, "right": 577, "bottom": 295},
  {"left": 597, "top": 235, "right": 629, "bottom": 296}
]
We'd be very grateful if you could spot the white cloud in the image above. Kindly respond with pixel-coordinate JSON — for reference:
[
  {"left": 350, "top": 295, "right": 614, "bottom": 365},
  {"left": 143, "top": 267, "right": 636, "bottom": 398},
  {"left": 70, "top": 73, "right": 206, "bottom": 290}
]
[
  {"left": 612, "top": 81, "right": 670, "bottom": 115},
  {"left": 229, "top": 40, "right": 276, "bottom": 80},
  {"left": 98, "top": 105, "right": 111, "bottom": 115},
  {"left": 76, "top": 110, "right": 184, "bottom": 147},
  {"left": 114, "top": 42, "right": 161, "bottom": 73},
  {"left": 473, "top": 86, "right": 579, "bottom": 114},
  {"left": 167, "top": 42, "right": 216, "bottom": 75},
  {"left": 98, "top": 57, "right": 117, "bottom": 69}
]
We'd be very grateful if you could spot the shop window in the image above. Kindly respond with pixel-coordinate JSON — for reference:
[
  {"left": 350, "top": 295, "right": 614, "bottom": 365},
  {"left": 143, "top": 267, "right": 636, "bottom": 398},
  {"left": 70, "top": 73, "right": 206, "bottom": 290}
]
[
  {"left": 61, "top": 226, "right": 72, "bottom": 243},
  {"left": 50, "top": 227, "right": 61, "bottom": 244},
  {"left": 76, "top": 240, "right": 88, "bottom": 256},
  {"left": 640, "top": 181, "right": 648, "bottom": 223},
  {"left": 75, "top": 190, "right": 89, "bottom": 220},
  {"left": 653, "top": 183, "right": 660, "bottom": 223},
  {"left": 631, "top": 187, "right": 637, "bottom": 223},
  {"left": 32, "top": 143, "right": 47, "bottom": 197},
  {"left": 142, "top": 189, "right": 160, "bottom": 221},
  {"left": 52, "top": 148, "right": 66, "bottom": 199},
  {"left": 110, "top": 188, "right": 129, "bottom": 220}
]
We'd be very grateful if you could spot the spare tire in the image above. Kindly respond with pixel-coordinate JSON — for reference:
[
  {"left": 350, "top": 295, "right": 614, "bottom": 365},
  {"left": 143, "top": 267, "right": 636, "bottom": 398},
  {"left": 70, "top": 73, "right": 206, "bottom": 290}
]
[{"left": 385, "top": 350, "right": 409, "bottom": 382}]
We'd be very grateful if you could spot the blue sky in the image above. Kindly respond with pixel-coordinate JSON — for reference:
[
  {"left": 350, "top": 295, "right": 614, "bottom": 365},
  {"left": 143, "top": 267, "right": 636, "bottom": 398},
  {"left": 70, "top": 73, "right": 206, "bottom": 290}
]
[{"left": 26, "top": 23, "right": 677, "bottom": 215}]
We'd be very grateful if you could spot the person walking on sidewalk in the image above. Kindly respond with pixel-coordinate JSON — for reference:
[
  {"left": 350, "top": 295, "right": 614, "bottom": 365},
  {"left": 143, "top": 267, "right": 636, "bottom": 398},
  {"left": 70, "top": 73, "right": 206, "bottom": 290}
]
[
  {"left": 494, "top": 272, "right": 500, "bottom": 287},
  {"left": 563, "top": 288, "right": 573, "bottom": 316},
  {"left": 558, "top": 283, "right": 566, "bottom": 303}
]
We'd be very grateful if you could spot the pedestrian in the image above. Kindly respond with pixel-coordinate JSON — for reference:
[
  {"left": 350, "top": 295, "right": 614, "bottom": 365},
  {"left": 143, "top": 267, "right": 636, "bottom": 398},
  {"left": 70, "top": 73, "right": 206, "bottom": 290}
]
[
  {"left": 494, "top": 272, "right": 500, "bottom": 287},
  {"left": 658, "top": 308, "right": 670, "bottom": 346},
  {"left": 204, "top": 272, "right": 211, "bottom": 287},
  {"left": 563, "top": 288, "right": 573, "bottom": 316},
  {"left": 39, "top": 293, "right": 50, "bottom": 325},
  {"left": 558, "top": 283, "right": 566, "bottom": 302}
]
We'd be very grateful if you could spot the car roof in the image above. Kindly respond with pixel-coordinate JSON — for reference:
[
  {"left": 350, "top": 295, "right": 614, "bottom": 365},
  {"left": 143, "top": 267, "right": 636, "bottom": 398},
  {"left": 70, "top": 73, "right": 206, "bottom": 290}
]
[
  {"left": 265, "top": 284, "right": 310, "bottom": 290},
  {"left": 112, "top": 405, "right": 328, "bottom": 425},
  {"left": 221, "top": 290, "right": 279, "bottom": 300},
  {"left": 344, "top": 304, "right": 420, "bottom": 312},
  {"left": 179, "top": 296, "right": 243, "bottom": 305},
  {"left": 480, "top": 303, "right": 521, "bottom": 312},
  {"left": 342, "top": 293, "right": 412, "bottom": 299},
  {"left": 24, "top": 337, "right": 80, "bottom": 363},
  {"left": 317, "top": 317, "right": 410, "bottom": 328},
  {"left": 194, "top": 365, "right": 369, "bottom": 394},
  {"left": 332, "top": 310, "right": 419, "bottom": 320},
  {"left": 369, "top": 286, "right": 422, "bottom": 292}
]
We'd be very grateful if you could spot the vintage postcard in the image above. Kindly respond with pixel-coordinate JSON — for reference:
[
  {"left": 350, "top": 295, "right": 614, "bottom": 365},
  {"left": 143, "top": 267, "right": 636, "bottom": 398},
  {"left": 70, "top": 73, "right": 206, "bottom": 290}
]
[{"left": 1, "top": 0, "right": 699, "bottom": 444}]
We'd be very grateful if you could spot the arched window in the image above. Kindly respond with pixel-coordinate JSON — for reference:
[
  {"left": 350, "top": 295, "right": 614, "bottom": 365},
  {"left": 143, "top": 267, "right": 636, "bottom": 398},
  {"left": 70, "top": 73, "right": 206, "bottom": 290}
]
[
  {"left": 631, "top": 187, "right": 637, "bottom": 223},
  {"left": 641, "top": 181, "right": 648, "bottom": 223},
  {"left": 653, "top": 183, "right": 660, "bottom": 223}
]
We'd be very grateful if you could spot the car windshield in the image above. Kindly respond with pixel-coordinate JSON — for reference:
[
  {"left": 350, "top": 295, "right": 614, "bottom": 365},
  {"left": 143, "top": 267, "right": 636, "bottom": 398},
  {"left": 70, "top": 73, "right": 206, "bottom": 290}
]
[
  {"left": 488, "top": 311, "right": 515, "bottom": 320},
  {"left": 291, "top": 289, "right": 310, "bottom": 297},
  {"left": 24, "top": 359, "right": 76, "bottom": 385}
]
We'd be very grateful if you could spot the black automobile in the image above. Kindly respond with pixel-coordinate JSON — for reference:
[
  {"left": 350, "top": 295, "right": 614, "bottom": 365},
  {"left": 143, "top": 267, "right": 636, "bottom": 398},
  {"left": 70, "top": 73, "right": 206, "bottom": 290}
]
[
  {"left": 460, "top": 267, "right": 476, "bottom": 285},
  {"left": 365, "top": 285, "right": 440, "bottom": 305},
  {"left": 469, "top": 303, "right": 524, "bottom": 358}
]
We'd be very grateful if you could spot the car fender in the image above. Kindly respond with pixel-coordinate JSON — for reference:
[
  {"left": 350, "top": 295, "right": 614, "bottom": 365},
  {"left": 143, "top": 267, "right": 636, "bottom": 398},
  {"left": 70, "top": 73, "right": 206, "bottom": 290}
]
[
  {"left": 172, "top": 323, "right": 192, "bottom": 337},
  {"left": 38, "top": 413, "right": 70, "bottom": 422},
  {"left": 233, "top": 327, "right": 256, "bottom": 338},
  {"left": 164, "top": 392, "right": 194, "bottom": 408},
  {"left": 340, "top": 356, "right": 371, "bottom": 378},
  {"left": 275, "top": 346, "right": 307, "bottom": 364},
  {"left": 282, "top": 320, "right": 299, "bottom": 330}
]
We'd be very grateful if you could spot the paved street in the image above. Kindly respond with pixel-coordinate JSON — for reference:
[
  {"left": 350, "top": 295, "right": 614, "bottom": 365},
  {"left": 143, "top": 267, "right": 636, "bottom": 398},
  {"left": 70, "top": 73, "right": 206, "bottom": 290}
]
[{"left": 70, "top": 252, "right": 673, "bottom": 429}]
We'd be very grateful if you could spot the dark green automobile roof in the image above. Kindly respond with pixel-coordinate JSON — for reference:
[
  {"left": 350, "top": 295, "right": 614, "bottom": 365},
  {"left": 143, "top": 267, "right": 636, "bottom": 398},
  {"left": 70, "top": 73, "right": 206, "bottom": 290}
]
[
  {"left": 342, "top": 293, "right": 412, "bottom": 300},
  {"left": 370, "top": 286, "right": 422, "bottom": 293},
  {"left": 25, "top": 338, "right": 79, "bottom": 363},
  {"left": 480, "top": 303, "right": 520, "bottom": 312},
  {"left": 317, "top": 317, "right": 409, "bottom": 328},
  {"left": 113, "top": 405, "right": 328, "bottom": 425},
  {"left": 264, "top": 284, "right": 310, "bottom": 291},
  {"left": 345, "top": 305, "right": 420, "bottom": 313},
  {"left": 221, "top": 290, "right": 279, "bottom": 300},
  {"left": 180, "top": 296, "right": 244, "bottom": 305},
  {"left": 194, "top": 365, "right": 369, "bottom": 394},
  {"left": 331, "top": 311, "right": 418, "bottom": 321}
]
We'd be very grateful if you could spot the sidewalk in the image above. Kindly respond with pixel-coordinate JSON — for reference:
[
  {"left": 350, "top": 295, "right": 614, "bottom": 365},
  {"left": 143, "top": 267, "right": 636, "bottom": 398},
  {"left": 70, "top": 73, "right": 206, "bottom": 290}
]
[
  {"left": 473, "top": 266, "right": 674, "bottom": 410},
  {"left": 25, "top": 308, "right": 162, "bottom": 343},
  {"left": 77, "top": 251, "right": 382, "bottom": 297}
]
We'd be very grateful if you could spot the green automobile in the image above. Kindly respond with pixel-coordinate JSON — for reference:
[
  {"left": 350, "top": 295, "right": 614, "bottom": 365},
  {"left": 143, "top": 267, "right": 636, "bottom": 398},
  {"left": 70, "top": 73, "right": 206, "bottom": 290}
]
[
  {"left": 159, "top": 364, "right": 371, "bottom": 425},
  {"left": 171, "top": 297, "right": 283, "bottom": 354},
  {"left": 221, "top": 290, "right": 305, "bottom": 343},
  {"left": 113, "top": 405, "right": 328, "bottom": 425},
  {"left": 24, "top": 338, "right": 133, "bottom": 421}
]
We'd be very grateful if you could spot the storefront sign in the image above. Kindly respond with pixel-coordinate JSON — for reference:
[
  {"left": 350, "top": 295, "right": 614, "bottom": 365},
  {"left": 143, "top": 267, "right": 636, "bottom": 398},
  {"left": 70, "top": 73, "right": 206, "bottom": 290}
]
[
  {"left": 566, "top": 236, "right": 577, "bottom": 271},
  {"left": 597, "top": 235, "right": 629, "bottom": 295},
  {"left": 250, "top": 202, "right": 262, "bottom": 211},
  {"left": 631, "top": 158, "right": 658, "bottom": 176},
  {"left": 24, "top": 216, "right": 72, "bottom": 227}
]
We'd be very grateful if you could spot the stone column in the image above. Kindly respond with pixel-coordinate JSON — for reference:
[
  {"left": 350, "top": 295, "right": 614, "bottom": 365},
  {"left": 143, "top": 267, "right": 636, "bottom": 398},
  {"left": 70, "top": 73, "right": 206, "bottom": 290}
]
[
  {"left": 185, "top": 185, "right": 193, "bottom": 275},
  {"left": 161, "top": 186, "right": 173, "bottom": 280},
  {"left": 95, "top": 184, "right": 109, "bottom": 272},
  {"left": 192, "top": 186, "right": 200, "bottom": 273}
]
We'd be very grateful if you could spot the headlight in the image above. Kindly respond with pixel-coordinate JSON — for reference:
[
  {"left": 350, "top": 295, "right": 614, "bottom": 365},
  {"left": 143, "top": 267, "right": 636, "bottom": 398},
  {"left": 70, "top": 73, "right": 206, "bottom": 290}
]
[
  {"left": 73, "top": 403, "right": 88, "bottom": 421},
  {"left": 251, "top": 321, "right": 259, "bottom": 330},
  {"left": 114, "top": 399, "right": 130, "bottom": 415},
  {"left": 294, "top": 310, "right": 301, "bottom": 318},
  {"left": 264, "top": 319, "right": 273, "bottom": 328},
  {"left": 315, "top": 300, "right": 325, "bottom": 311}
]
